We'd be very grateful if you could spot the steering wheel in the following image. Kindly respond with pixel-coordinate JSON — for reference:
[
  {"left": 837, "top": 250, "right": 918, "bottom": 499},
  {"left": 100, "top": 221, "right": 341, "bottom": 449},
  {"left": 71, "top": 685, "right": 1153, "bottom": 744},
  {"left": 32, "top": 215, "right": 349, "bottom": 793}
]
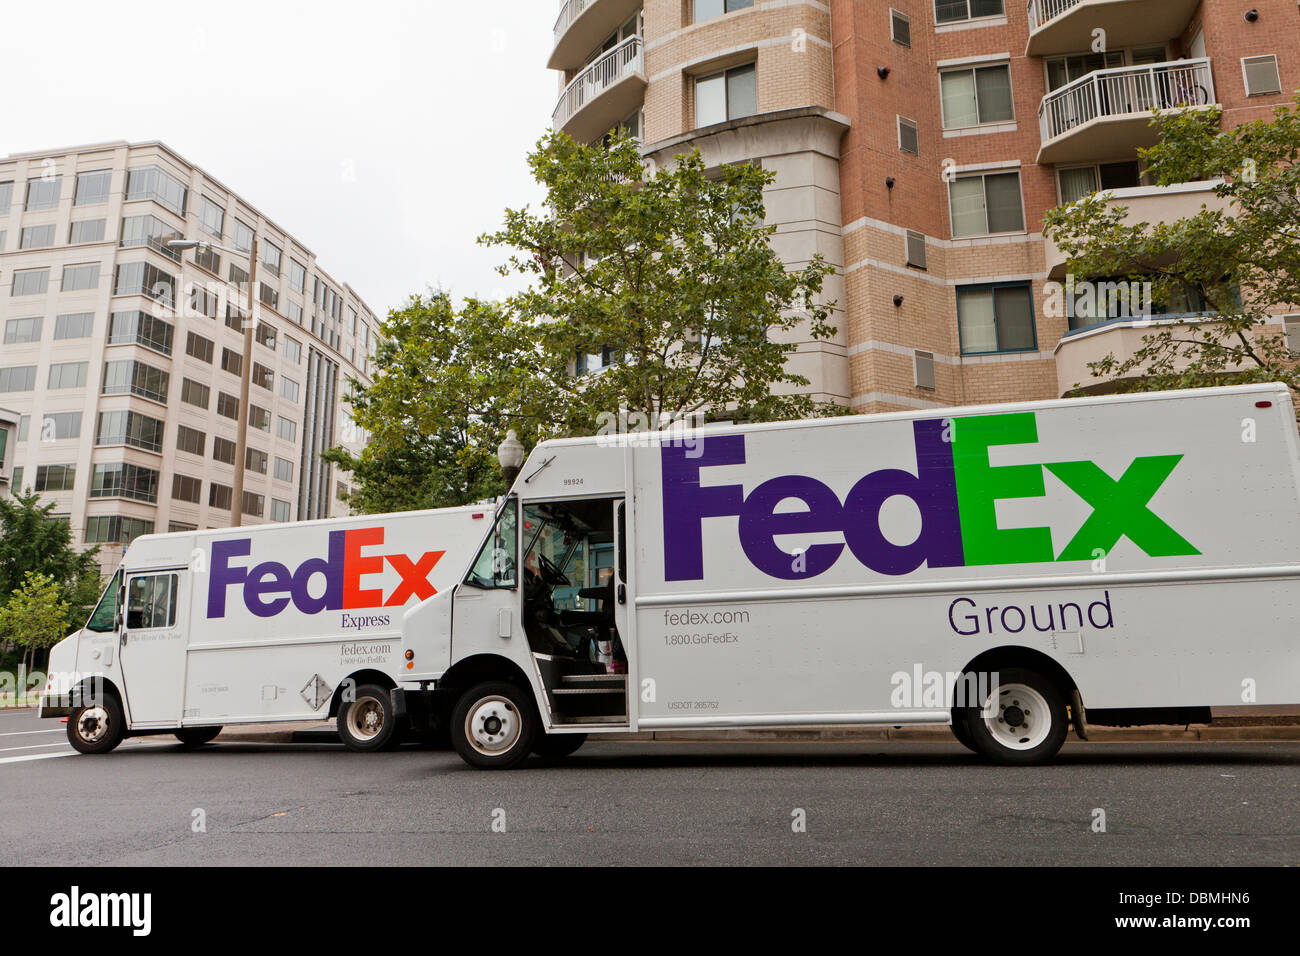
[{"left": 536, "top": 552, "right": 569, "bottom": 587}]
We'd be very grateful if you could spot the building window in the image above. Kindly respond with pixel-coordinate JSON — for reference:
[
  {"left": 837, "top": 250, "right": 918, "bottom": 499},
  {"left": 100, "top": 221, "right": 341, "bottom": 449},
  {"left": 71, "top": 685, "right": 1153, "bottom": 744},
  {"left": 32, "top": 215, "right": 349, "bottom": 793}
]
[
  {"left": 695, "top": 63, "right": 757, "bottom": 128},
  {"left": 250, "top": 405, "right": 272, "bottom": 432},
  {"left": 33, "top": 464, "right": 76, "bottom": 493},
  {"left": 172, "top": 474, "right": 203, "bottom": 504},
  {"left": 242, "top": 491, "right": 265, "bottom": 518},
  {"left": 284, "top": 337, "right": 302, "bottom": 363},
  {"left": 233, "top": 218, "right": 254, "bottom": 253},
  {"left": 256, "top": 323, "right": 277, "bottom": 349},
  {"left": 3, "top": 317, "right": 42, "bottom": 344},
  {"left": 11, "top": 467, "right": 22, "bottom": 490},
  {"left": 289, "top": 259, "right": 307, "bottom": 293},
  {"left": 336, "top": 481, "right": 349, "bottom": 502},
  {"left": 288, "top": 302, "right": 304, "bottom": 325},
  {"left": 271, "top": 498, "right": 292, "bottom": 522},
  {"left": 168, "top": 521, "right": 197, "bottom": 533},
  {"left": 181, "top": 378, "right": 210, "bottom": 409},
  {"left": 221, "top": 348, "right": 242, "bottom": 377},
  {"left": 185, "top": 330, "right": 214, "bottom": 363},
  {"left": 1057, "top": 161, "right": 1141, "bottom": 204},
  {"left": 25, "top": 177, "right": 62, "bottom": 211},
  {"left": 262, "top": 241, "right": 282, "bottom": 277},
  {"left": 20, "top": 224, "right": 56, "bottom": 249},
  {"left": 209, "top": 483, "right": 232, "bottom": 510},
  {"left": 211, "top": 436, "right": 236, "bottom": 466},
  {"left": 0, "top": 366, "right": 38, "bottom": 392},
  {"left": 194, "top": 245, "right": 221, "bottom": 276},
  {"left": 199, "top": 196, "right": 225, "bottom": 238},
  {"left": 694, "top": 0, "right": 752, "bottom": 21},
  {"left": 119, "top": 214, "right": 182, "bottom": 260},
  {"left": 48, "top": 362, "right": 88, "bottom": 390},
  {"left": 90, "top": 462, "right": 159, "bottom": 503},
  {"left": 1242, "top": 55, "right": 1282, "bottom": 96},
  {"left": 891, "top": 9, "right": 911, "bottom": 47},
  {"left": 34, "top": 412, "right": 82, "bottom": 441},
  {"left": 54, "top": 312, "right": 94, "bottom": 339},
  {"left": 948, "top": 170, "right": 1024, "bottom": 237},
  {"left": 934, "top": 0, "right": 1003, "bottom": 24},
  {"left": 108, "top": 311, "right": 174, "bottom": 355},
  {"left": 124, "top": 166, "right": 188, "bottom": 217},
  {"left": 898, "top": 116, "right": 919, "bottom": 155},
  {"left": 0, "top": 181, "right": 12, "bottom": 213},
  {"left": 176, "top": 424, "right": 206, "bottom": 457},
  {"left": 61, "top": 263, "right": 101, "bottom": 292},
  {"left": 113, "top": 261, "right": 175, "bottom": 307},
  {"left": 274, "top": 457, "right": 294, "bottom": 483},
  {"left": 217, "top": 392, "right": 240, "bottom": 420},
  {"left": 96, "top": 410, "right": 164, "bottom": 453},
  {"left": 259, "top": 282, "right": 279, "bottom": 311},
  {"left": 906, "top": 230, "right": 927, "bottom": 269},
  {"left": 74, "top": 170, "right": 113, "bottom": 206},
  {"left": 252, "top": 362, "right": 274, "bottom": 391},
  {"left": 245, "top": 447, "right": 268, "bottom": 474},
  {"left": 276, "top": 417, "right": 297, "bottom": 442},
  {"left": 69, "top": 219, "right": 106, "bottom": 244},
  {"left": 11, "top": 269, "right": 50, "bottom": 296},
  {"left": 957, "top": 282, "right": 1036, "bottom": 355},
  {"left": 940, "top": 64, "right": 1013, "bottom": 128},
  {"left": 85, "top": 515, "right": 154, "bottom": 545},
  {"left": 229, "top": 262, "right": 249, "bottom": 294},
  {"left": 280, "top": 376, "right": 300, "bottom": 402},
  {"left": 102, "top": 359, "right": 169, "bottom": 403},
  {"left": 225, "top": 305, "right": 247, "bottom": 332}
]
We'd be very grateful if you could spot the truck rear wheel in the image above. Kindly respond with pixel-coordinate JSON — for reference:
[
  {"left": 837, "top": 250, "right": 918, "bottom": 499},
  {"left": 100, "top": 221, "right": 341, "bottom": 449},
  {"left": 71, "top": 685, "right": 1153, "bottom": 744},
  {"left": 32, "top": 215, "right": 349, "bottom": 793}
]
[
  {"left": 68, "top": 695, "right": 126, "bottom": 755},
  {"left": 338, "top": 684, "right": 401, "bottom": 752},
  {"left": 175, "top": 726, "right": 222, "bottom": 748},
  {"left": 966, "top": 668, "right": 1068, "bottom": 766},
  {"left": 451, "top": 681, "right": 538, "bottom": 770},
  {"left": 533, "top": 732, "right": 586, "bottom": 761}
]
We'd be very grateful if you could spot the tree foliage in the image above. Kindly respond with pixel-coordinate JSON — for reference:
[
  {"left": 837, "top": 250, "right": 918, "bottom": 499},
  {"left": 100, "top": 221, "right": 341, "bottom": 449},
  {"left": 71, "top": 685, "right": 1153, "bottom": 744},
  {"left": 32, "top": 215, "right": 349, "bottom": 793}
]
[
  {"left": 1043, "top": 97, "right": 1300, "bottom": 398},
  {"left": 0, "top": 571, "right": 69, "bottom": 656},
  {"left": 331, "top": 131, "right": 838, "bottom": 512},
  {"left": 0, "top": 489, "right": 100, "bottom": 635}
]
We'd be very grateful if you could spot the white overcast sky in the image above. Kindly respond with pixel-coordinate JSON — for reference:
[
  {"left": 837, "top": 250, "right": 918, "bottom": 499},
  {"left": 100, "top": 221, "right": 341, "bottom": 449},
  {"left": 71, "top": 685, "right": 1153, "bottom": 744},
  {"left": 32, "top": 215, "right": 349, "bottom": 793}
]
[{"left": 0, "top": 0, "right": 558, "bottom": 316}]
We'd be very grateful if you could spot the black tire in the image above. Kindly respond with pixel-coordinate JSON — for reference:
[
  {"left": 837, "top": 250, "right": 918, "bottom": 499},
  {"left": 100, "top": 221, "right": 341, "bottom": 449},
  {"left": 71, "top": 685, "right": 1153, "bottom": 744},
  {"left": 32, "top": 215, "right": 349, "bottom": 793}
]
[
  {"left": 948, "top": 710, "right": 978, "bottom": 753},
  {"left": 532, "top": 731, "right": 587, "bottom": 761},
  {"left": 450, "top": 681, "right": 538, "bottom": 770},
  {"left": 174, "top": 726, "right": 222, "bottom": 748},
  {"left": 337, "top": 684, "right": 401, "bottom": 752},
  {"left": 67, "top": 694, "right": 126, "bottom": 755},
  {"left": 965, "top": 667, "right": 1069, "bottom": 766}
]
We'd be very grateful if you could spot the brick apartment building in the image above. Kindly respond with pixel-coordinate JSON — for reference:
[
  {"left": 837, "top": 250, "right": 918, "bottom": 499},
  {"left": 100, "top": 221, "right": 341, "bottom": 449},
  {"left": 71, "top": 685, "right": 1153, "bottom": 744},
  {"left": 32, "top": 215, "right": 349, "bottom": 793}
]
[{"left": 548, "top": 0, "right": 1300, "bottom": 412}]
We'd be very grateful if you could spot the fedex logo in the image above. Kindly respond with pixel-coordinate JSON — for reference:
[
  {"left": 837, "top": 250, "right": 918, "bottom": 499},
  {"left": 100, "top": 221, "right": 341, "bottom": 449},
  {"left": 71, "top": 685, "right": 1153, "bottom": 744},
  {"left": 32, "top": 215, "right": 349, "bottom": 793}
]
[
  {"left": 662, "top": 413, "right": 1199, "bottom": 582},
  {"left": 206, "top": 527, "right": 444, "bottom": 619}
]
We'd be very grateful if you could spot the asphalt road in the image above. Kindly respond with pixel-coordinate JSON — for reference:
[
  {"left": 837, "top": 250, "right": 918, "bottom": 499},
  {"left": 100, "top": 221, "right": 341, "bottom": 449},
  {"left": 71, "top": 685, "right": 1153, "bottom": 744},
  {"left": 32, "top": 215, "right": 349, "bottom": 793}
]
[{"left": 2, "top": 707, "right": 1297, "bottom": 866}]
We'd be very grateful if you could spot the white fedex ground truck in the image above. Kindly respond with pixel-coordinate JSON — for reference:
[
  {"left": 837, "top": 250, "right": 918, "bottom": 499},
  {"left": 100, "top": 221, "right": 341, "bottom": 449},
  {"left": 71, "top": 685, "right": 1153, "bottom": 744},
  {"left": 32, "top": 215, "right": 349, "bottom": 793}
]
[{"left": 41, "top": 384, "right": 1300, "bottom": 766}]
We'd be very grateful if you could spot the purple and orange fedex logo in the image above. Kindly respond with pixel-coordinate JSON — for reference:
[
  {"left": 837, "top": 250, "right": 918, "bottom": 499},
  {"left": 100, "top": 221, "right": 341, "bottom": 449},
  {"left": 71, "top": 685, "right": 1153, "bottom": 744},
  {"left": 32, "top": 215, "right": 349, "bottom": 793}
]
[{"left": 206, "top": 527, "right": 444, "bottom": 619}]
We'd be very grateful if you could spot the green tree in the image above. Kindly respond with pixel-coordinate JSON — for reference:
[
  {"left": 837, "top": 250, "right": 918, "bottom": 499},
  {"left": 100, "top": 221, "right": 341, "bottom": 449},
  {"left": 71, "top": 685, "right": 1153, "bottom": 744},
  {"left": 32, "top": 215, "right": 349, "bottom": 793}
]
[
  {"left": 331, "top": 132, "right": 838, "bottom": 512},
  {"left": 1044, "top": 97, "right": 1300, "bottom": 399},
  {"left": 0, "top": 571, "right": 69, "bottom": 677},
  {"left": 0, "top": 489, "right": 100, "bottom": 620}
]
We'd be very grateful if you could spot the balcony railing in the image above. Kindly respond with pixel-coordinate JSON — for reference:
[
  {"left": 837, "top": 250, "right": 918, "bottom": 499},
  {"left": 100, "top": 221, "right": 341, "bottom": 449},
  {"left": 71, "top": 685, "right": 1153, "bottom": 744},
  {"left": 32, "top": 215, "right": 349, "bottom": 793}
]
[
  {"left": 1038, "top": 58, "right": 1214, "bottom": 144},
  {"left": 553, "top": 35, "right": 643, "bottom": 132},
  {"left": 554, "top": 0, "right": 595, "bottom": 46},
  {"left": 1027, "top": 0, "right": 1081, "bottom": 29}
]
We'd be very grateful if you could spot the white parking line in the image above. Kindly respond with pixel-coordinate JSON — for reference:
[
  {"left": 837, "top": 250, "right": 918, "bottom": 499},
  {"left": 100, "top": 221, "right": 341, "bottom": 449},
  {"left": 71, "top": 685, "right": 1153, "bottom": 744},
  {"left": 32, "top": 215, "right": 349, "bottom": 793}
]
[
  {"left": 0, "top": 729, "right": 62, "bottom": 738},
  {"left": 0, "top": 743, "right": 72, "bottom": 755},
  {"left": 0, "top": 751, "right": 75, "bottom": 765}
]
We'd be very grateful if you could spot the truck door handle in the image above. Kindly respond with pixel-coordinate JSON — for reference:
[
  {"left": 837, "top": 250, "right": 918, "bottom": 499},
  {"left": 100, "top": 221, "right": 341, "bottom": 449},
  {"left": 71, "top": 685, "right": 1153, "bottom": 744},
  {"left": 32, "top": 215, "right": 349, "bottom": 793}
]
[{"left": 617, "top": 584, "right": 626, "bottom": 605}]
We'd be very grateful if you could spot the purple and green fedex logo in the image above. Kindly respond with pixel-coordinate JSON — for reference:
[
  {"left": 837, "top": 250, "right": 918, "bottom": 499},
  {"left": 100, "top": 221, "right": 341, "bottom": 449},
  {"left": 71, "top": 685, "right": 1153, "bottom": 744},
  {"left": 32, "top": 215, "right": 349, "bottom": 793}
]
[{"left": 662, "top": 412, "right": 1200, "bottom": 581}]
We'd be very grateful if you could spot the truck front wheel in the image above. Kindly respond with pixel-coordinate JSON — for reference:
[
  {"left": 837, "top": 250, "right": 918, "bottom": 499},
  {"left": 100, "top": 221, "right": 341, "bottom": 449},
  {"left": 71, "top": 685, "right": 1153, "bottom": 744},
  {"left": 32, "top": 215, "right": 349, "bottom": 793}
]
[
  {"left": 338, "top": 684, "right": 401, "bottom": 752},
  {"left": 68, "top": 695, "right": 126, "bottom": 755},
  {"left": 451, "top": 681, "right": 538, "bottom": 770},
  {"left": 965, "top": 668, "right": 1069, "bottom": 766}
]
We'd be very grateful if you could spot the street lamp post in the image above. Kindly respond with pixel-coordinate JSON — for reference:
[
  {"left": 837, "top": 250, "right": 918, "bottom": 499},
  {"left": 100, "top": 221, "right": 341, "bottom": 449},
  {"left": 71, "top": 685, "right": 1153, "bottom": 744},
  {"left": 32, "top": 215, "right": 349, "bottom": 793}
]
[
  {"left": 168, "top": 236, "right": 258, "bottom": 528},
  {"left": 498, "top": 429, "right": 525, "bottom": 489}
]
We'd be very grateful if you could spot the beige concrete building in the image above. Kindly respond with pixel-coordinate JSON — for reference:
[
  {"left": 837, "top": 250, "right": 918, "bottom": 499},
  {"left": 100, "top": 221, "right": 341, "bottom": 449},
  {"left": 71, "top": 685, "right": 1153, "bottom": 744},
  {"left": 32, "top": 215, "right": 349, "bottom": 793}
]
[
  {"left": 0, "top": 141, "right": 376, "bottom": 572},
  {"left": 549, "top": 0, "right": 1300, "bottom": 411}
]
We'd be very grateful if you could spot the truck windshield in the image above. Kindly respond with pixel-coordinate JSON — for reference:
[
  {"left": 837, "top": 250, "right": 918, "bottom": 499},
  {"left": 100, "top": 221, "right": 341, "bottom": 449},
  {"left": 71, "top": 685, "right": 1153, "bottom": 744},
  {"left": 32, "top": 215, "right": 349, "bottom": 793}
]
[
  {"left": 465, "top": 500, "right": 518, "bottom": 589},
  {"left": 86, "top": 570, "right": 122, "bottom": 633}
]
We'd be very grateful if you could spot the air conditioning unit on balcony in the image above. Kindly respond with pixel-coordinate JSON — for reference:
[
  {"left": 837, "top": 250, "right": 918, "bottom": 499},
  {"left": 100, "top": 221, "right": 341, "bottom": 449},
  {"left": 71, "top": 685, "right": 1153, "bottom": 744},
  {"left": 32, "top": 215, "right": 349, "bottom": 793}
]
[
  {"left": 914, "top": 349, "right": 936, "bottom": 390},
  {"left": 1283, "top": 315, "right": 1300, "bottom": 356}
]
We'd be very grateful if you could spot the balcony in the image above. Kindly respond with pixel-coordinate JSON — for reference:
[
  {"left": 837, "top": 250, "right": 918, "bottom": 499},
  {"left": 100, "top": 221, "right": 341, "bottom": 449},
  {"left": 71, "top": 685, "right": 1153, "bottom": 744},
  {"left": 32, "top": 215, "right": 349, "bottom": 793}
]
[
  {"left": 550, "top": 0, "right": 642, "bottom": 71},
  {"left": 1044, "top": 180, "right": 1229, "bottom": 279},
  {"left": 1026, "top": 0, "right": 1200, "bottom": 57},
  {"left": 1037, "top": 58, "right": 1216, "bottom": 165},
  {"left": 553, "top": 35, "right": 646, "bottom": 144}
]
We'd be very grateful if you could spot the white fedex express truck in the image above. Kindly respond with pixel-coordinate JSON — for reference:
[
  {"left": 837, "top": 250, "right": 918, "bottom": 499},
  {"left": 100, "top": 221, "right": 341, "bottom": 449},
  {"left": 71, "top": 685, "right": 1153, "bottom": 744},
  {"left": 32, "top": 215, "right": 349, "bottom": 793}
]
[{"left": 41, "top": 384, "right": 1300, "bottom": 766}]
